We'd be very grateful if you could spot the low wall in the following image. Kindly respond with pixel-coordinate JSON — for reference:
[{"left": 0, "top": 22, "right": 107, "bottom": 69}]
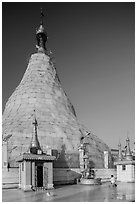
[
  {"left": 94, "top": 168, "right": 116, "bottom": 182},
  {"left": 2, "top": 168, "right": 19, "bottom": 189},
  {"left": 53, "top": 168, "right": 81, "bottom": 185},
  {"left": 2, "top": 168, "right": 19, "bottom": 183},
  {"left": 53, "top": 168, "right": 117, "bottom": 185},
  {"left": 2, "top": 167, "right": 116, "bottom": 188}
]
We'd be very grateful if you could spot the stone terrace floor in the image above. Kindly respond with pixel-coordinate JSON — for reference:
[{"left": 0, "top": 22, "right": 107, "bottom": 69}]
[{"left": 2, "top": 182, "right": 135, "bottom": 202}]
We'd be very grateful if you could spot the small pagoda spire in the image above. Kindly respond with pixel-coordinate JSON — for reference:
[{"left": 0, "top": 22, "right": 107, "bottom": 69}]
[
  {"left": 117, "top": 142, "right": 122, "bottom": 161},
  {"left": 125, "top": 137, "right": 132, "bottom": 160},
  {"left": 36, "top": 8, "right": 48, "bottom": 53},
  {"left": 29, "top": 110, "right": 42, "bottom": 154}
]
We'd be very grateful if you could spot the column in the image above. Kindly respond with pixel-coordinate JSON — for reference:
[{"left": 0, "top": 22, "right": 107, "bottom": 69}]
[
  {"left": 31, "top": 162, "right": 35, "bottom": 187},
  {"left": 43, "top": 163, "right": 48, "bottom": 188},
  {"left": 104, "top": 151, "right": 109, "bottom": 169},
  {"left": 23, "top": 161, "right": 32, "bottom": 191},
  {"left": 78, "top": 145, "right": 84, "bottom": 171},
  {"left": 2, "top": 141, "right": 8, "bottom": 169},
  {"left": 18, "top": 163, "right": 21, "bottom": 188},
  {"left": 118, "top": 143, "right": 123, "bottom": 161},
  {"left": 44, "top": 162, "right": 54, "bottom": 189},
  {"left": 47, "top": 162, "right": 54, "bottom": 189}
]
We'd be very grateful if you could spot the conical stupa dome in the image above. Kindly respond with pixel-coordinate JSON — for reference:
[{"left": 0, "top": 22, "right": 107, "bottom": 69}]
[{"left": 2, "top": 12, "right": 111, "bottom": 169}]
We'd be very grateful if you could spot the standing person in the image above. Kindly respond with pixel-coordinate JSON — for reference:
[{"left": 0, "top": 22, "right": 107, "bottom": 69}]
[
  {"left": 46, "top": 189, "right": 51, "bottom": 196},
  {"left": 110, "top": 175, "right": 117, "bottom": 187}
]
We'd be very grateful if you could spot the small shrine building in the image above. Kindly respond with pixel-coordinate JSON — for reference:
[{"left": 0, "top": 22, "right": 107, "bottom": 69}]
[
  {"left": 16, "top": 111, "right": 55, "bottom": 191},
  {"left": 114, "top": 138, "right": 135, "bottom": 182}
]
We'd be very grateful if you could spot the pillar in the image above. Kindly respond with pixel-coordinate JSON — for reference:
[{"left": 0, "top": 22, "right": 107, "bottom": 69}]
[
  {"left": 118, "top": 143, "right": 122, "bottom": 161},
  {"left": 104, "top": 151, "right": 109, "bottom": 169},
  {"left": 23, "top": 161, "right": 32, "bottom": 191},
  {"left": 2, "top": 141, "right": 8, "bottom": 169},
  {"left": 84, "top": 157, "right": 88, "bottom": 170},
  {"left": 48, "top": 162, "right": 54, "bottom": 189},
  {"left": 43, "top": 163, "right": 48, "bottom": 188},
  {"left": 44, "top": 162, "right": 54, "bottom": 189},
  {"left": 31, "top": 161, "right": 35, "bottom": 187},
  {"left": 18, "top": 163, "right": 21, "bottom": 188},
  {"left": 78, "top": 144, "right": 84, "bottom": 171}
]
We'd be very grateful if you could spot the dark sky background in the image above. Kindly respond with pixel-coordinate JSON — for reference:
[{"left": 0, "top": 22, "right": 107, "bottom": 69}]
[{"left": 2, "top": 2, "right": 135, "bottom": 149}]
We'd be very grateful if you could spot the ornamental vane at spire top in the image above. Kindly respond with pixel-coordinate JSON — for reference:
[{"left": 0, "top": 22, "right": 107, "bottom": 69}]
[
  {"left": 36, "top": 8, "right": 48, "bottom": 53},
  {"left": 40, "top": 8, "right": 44, "bottom": 25}
]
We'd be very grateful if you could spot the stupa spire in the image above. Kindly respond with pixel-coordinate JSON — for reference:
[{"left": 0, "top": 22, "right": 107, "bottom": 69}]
[{"left": 36, "top": 8, "right": 48, "bottom": 53}]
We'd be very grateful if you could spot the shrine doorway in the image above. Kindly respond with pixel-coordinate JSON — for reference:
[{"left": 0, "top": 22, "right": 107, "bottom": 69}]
[{"left": 36, "top": 164, "right": 43, "bottom": 187}]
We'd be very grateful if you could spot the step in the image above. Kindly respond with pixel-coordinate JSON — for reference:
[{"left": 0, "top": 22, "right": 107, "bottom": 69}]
[{"left": 2, "top": 183, "right": 18, "bottom": 189}]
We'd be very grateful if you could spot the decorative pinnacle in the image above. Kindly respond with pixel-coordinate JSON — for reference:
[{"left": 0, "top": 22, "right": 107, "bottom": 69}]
[
  {"left": 126, "top": 137, "right": 131, "bottom": 155},
  {"left": 118, "top": 142, "right": 122, "bottom": 160},
  {"left": 125, "top": 136, "right": 132, "bottom": 160},
  {"left": 29, "top": 110, "right": 42, "bottom": 154},
  {"left": 40, "top": 8, "right": 44, "bottom": 25}
]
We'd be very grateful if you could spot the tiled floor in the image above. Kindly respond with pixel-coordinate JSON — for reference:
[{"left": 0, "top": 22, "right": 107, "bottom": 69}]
[{"left": 2, "top": 182, "right": 135, "bottom": 202}]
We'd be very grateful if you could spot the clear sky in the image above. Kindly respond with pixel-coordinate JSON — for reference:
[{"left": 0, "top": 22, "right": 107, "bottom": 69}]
[{"left": 2, "top": 2, "right": 135, "bottom": 149}]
